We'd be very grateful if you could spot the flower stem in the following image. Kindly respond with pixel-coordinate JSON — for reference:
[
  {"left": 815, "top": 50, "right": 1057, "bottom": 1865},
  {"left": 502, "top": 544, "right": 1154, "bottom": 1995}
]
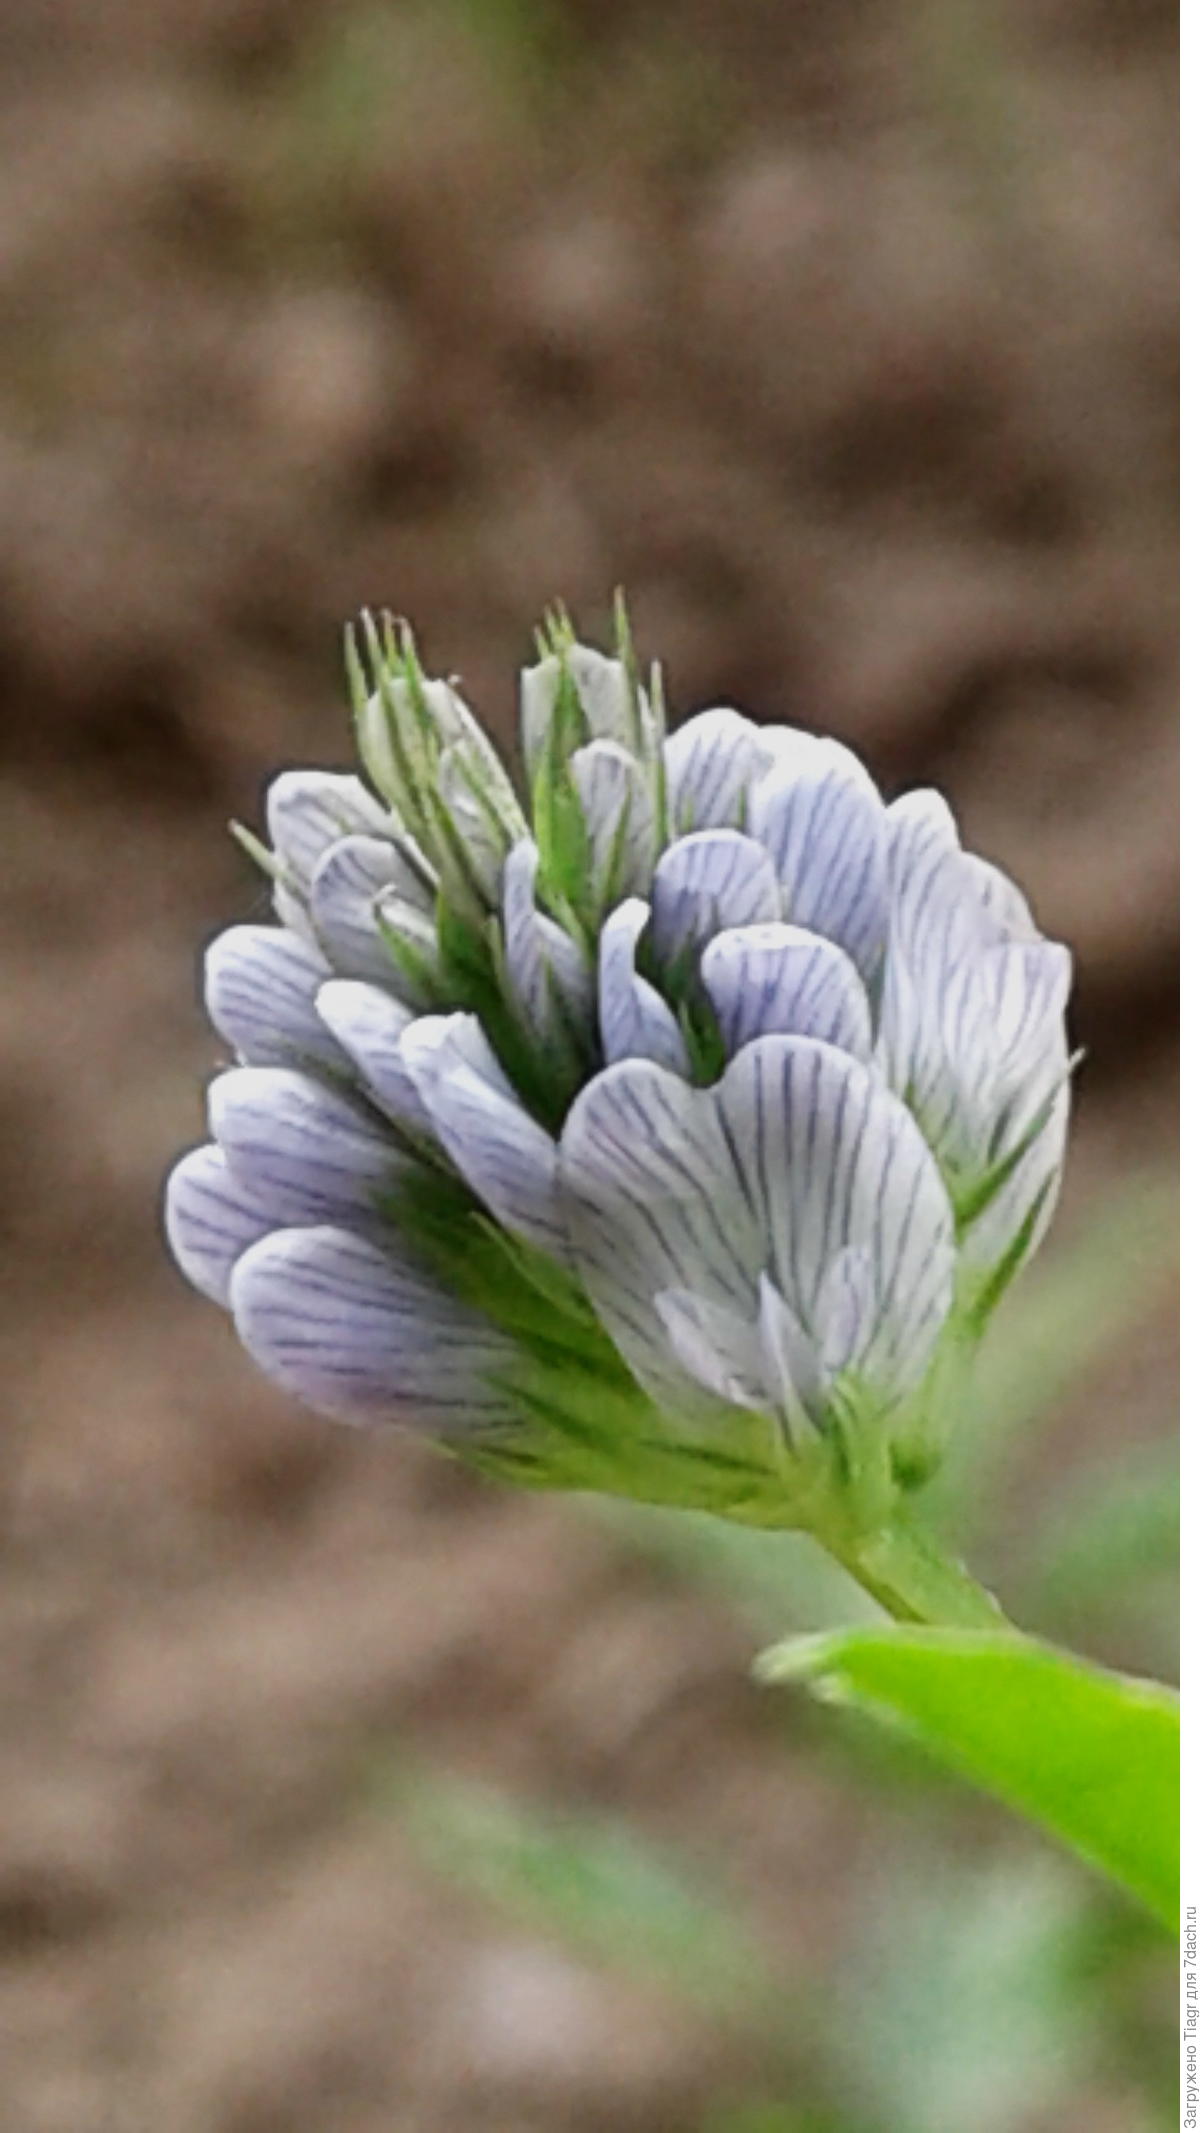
[{"left": 823, "top": 1514, "right": 1009, "bottom": 1629}]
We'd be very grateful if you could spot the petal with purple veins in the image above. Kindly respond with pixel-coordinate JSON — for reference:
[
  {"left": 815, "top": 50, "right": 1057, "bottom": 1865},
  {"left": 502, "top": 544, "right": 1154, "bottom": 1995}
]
[
  {"left": 265, "top": 771, "right": 391, "bottom": 891},
  {"left": 714, "top": 1037, "right": 954, "bottom": 1398},
  {"left": 700, "top": 923, "right": 872, "bottom": 1059},
  {"left": 501, "top": 840, "right": 592, "bottom": 1043},
  {"left": 164, "top": 1142, "right": 276, "bottom": 1305},
  {"left": 400, "top": 1015, "right": 567, "bottom": 1257},
  {"left": 209, "top": 1065, "right": 407, "bottom": 1229},
  {"left": 570, "top": 740, "right": 656, "bottom": 903},
  {"left": 309, "top": 835, "right": 431, "bottom": 987},
  {"left": 747, "top": 738, "right": 888, "bottom": 983},
  {"left": 230, "top": 1224, "right": 520, "bottom": 1432},
  {"left": 561, "top": 1058, "right": 761, "bottom": 1410},
  {"left": 664, "top": 708, "right": 772, "bottom": 832},
  {"left": 205, "top": 925, "right": 346, "bottom": 1071},
  {"left": 598, "top": 900, "right": 690, "bottom": 1073},
  {"left": 315, "top": 981, "right": 430, "bottom": 1138},
  {"left": 649, "top": 830, "right": 782, "bottom": 968}
]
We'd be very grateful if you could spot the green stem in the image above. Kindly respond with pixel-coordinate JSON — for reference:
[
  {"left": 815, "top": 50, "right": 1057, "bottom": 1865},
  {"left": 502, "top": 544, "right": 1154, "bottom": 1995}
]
[{"left": 822, "top": 1513, "right": 1009, "bottom": 1629}]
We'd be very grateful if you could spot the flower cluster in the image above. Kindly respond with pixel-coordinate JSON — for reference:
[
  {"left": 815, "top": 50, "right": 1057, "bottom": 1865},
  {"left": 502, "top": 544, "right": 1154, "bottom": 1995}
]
[{"left": 165, "top": 608, "right": 1071, "bottom": 1533}]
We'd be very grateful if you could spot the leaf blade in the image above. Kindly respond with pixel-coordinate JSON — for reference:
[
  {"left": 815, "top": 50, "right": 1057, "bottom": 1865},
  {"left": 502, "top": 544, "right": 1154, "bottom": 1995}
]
[{"left": 756, "top": 1627, "right": 1178, "bottom": 1927}]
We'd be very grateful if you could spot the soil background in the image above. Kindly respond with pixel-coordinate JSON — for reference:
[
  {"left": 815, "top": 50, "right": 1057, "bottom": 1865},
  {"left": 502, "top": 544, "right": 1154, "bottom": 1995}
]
[{"left": 0, "top": 3, "right": 1177, "bottom": 2129}]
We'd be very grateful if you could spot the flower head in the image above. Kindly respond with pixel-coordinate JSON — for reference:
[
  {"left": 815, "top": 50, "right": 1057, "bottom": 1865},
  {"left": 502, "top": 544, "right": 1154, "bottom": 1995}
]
[{"left": 166, "top": 604, "right": 1072, "bottom": 1533}]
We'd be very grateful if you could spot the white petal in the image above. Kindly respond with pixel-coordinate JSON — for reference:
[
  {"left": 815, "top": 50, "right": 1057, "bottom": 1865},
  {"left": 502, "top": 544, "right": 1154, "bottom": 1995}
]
[
  {"left": 309, "top": 835, "right": 429, "bottom": 986},
  {"left": 164, "top": 1143, "right": 275, "bottom": 1305},
  {"left": 664, "top": 708, "right": 772, "bottom": 832},
  {"left": 438, "top": 742, "right": 523, "bottom": 901},
  {"left": 962, "top": 853, "right": 1037, "bottom": 942},
  {"left": 747, "top": 737, "right": 888, "bottom": 981},
  {"left": 265, "top": 771, "right": 391, "bottom": 890},
  {"left": 209, "top": 1065, "right": 406, "bottom": 1228},
  {"left": 879, "top": 892, "right": 1070, "bottom": 1193},
  {"left": 655, "top": 1288, "right": 767, "bottom": 1409},
  {"left": 230, "top": 1224, "right": 519, "bottom": 1433},
  {"left": 598, "top": 900, "right": 690, "bottom": 1073},
  {"left": 812, "top": 1245, "right": 877, "bottom": 1379},
  {"left": 989, "top": 941, "right": 1072, "bottom": 1086},
  {"left": 570, "top": 740, "right": 656, "bottom": 903},
  {"left": 649, "top": 830, "right": 782, "bottom": 967},
  {"left": 519, "top": 655, "right": 560, "bottom": 779},
  {"left": 204, "top": 925, "right": 345, "bottom": 1071},
  {"left": 561, "top": 1059, "right": 760, "bottom": 1409},
  {"left": 714, "top": 1037, "right": 954, "bottom": 1396},
  {"left": 885, "top": 789, "right": 987, "bottom": 967},
  {"left": 877, "top": 793, "right": 1005, "bottom": 1157},
  {"left": 755, "top": 1273, "right": 823, "bottom": 1434},
  {"left": 563, "top": 1038, "right": 953, "bottom": 1418},
  {"left": 521, "top": 645, "right": 647, "bottom": 777},
  {"left": 700, "top": 923, "right": 872, "bottom": 1058},
  {"left": 400, "top": 1015, "right": 567, "bottom": 1256},
  {"left": 315, "top": 981, "right": 429, "bottom": 1138},
  {"left": 569, "top": 645, "right": 643, "bottom": 748},
  {"left": 953, "top": 946, "right": 1072, "bottom": 1279},
  {"left": 962, "top": 1080, "right": 1070, "bottom": 1278},
  {"left": 501, "top": 839, "right": 592, "bottom": 1042}
]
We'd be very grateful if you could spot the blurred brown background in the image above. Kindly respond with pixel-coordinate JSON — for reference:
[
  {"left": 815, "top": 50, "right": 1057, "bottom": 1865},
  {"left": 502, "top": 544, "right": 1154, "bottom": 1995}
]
[{"left": 0, "top": 2, "right": 1177, "bottom": 2129}]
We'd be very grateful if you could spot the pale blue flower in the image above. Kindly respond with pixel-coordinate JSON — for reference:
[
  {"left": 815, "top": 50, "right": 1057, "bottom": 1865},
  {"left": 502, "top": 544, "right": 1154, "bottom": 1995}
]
[{"left": 165, "top": 606, "right": 1072, "bottom": 1526}]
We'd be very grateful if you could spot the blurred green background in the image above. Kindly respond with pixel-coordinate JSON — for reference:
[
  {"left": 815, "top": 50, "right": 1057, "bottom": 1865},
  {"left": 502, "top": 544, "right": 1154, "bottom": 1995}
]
[{"left": 0, "top": 1, "right": 1176, "bottom": 2127}]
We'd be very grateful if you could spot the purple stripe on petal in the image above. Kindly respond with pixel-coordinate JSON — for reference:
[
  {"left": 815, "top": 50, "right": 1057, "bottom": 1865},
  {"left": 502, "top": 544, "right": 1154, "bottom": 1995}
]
[
  {"left": 598, "top": 900, "right": 690, "bottom": 1074},
  {"left": 230, "top": 1224, "right": 519, "bottom": 1433},
  {"left": 164, "top": 1142, "right": 276, "bottom": 1305},
  {"left": 571, "top": 740, "right": 656, "bottom": 903},
  {"left": 204, "top": 925, "right": 345, "bottom": 1071},
  {"left": 700, "top": 923, "right": 872, "bottom": 1059},
  {"left": 265, "top": 771, "right": 391, "bottom": 890},
  {"left": 714, "top": 1036, "right": 955, "bottom": 1397},
  {"left": 208, "top": 1065, "right": 407, "bottom": 1228},
  {"left": 502, "top": 839, "right": 591, "bottom": 1041},
  {"left": 748, "top": 740, "right": 888, "bottom": 983},
  {"left": 309, "top": 835, "right": 426, "bottom": 986},
  {"left": 401, "top": 1014, "right": 567, "bottom": 1255},
  {"left": 664, "top": 708, "right": 771, "bottom": 832},
  {"left": 315, "top": 980, "right": 429, "bottom": 1138},
  {"left": 649, "top": 830, "right": 781, "bottom": 967}
]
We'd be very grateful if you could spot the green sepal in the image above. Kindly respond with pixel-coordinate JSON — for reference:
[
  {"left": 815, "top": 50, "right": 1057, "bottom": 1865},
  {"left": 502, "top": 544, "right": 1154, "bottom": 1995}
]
[
  {"left": 952, "top": 1057, "right": 1078, "bottom": 1236},
  {"left": 229, "top": 819, "right": 286, "bottom": 884},
  {"left": 674, "top": 986, "right": 727, "bottom": 1086},
  {"left": 959, "top": 1174, "right": 1058, "bottom": 1332},
  {"left": 422, "top": 781, "right": 494, "bottom": 918},
  {"left": 375, "top": 904, "right": 445, "bottom": 1008},
  {"left": 612, "top": 589, "right": 656, "bottom": 769},
  {"left": 530, "top": 655, "right": 594, "bottom": 924},
  {"left": 355, "top": 612, "right": 438, "bottom": 835},
  {"left": 887, "top": 1310, "right": 981, "bottom": 1490}
]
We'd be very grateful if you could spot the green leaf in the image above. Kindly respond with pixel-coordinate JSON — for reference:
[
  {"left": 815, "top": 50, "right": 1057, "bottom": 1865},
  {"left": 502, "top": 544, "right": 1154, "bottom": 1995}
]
[{"left": 756, "top": 1627, "right": 1178, "bottom": 1927}]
